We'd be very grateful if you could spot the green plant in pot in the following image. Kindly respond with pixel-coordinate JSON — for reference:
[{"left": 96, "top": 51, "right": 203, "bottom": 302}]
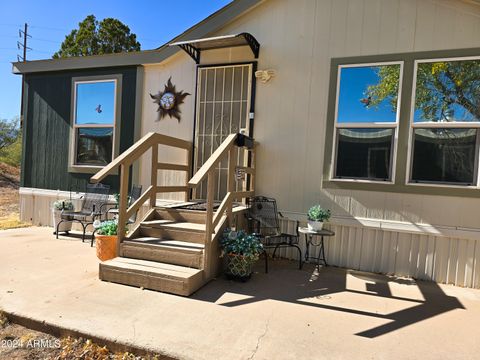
[
  {"left": 220, "top": 229, "right": 263, "bottom": 281},
  {"left": 307, "top": 205, "right": 331, "bottom": 231},
  {"left": 93, "top": 219, "right": 122, "bottom": 261}
]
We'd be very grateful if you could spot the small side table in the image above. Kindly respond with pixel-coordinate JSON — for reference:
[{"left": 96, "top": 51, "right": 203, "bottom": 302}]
[{"left": 298, "top": 227, "right": 335, "bottom": 267}]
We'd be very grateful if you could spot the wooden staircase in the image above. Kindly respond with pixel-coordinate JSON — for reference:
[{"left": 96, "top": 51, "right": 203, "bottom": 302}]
[{"left": 91, "top": 132, "right": 255, "bottom": 296}]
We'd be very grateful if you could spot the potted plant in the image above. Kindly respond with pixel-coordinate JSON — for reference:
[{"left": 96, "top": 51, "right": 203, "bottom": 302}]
[
  {"left": 52, "top": 199, "right": 74, "bottom": 233},
  {"left": 93, "top": 219, "right": 120, "bottom": 261},
  {"left": 220, "top": 229, "right": 263, "bottom": 281},
  {"left": 307, "top": 205, "right": 331, "bottom": 231}
]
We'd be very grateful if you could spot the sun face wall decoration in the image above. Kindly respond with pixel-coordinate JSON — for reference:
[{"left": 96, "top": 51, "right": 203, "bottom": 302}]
[{"left": 150, "top": 77, "right": 190, "bottom": 122}]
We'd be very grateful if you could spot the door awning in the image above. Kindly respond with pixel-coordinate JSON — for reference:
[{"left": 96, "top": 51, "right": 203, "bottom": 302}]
[{"left": 169, "top": 33, "right": 260, "bottom": 64}]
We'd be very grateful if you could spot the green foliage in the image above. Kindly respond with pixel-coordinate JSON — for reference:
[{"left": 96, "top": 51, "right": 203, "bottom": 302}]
[
  {"left": 0, "top": 134, "right": 22, "bottom": 167},
  {"left": 0, "top": 117, "right": 20, "bottom": 153},
  {"left": 221, "top": 229, "right": 263, "bottom": 260},
  {"left": 307, "top": 205, "right": 331, "bottom": 222},
  {"left": 367, "top": 60, "right": 480, "bottom": 121},
  {"left": 53, "top": 15, "right": 141, "bottom": 58},
  {"left": 53, "top": 199, "right": 74, "bottom": 211},
  {"left": 366, "top": 65, "right": 401, "bottom": 111},
  {"left": 95, "top": 219, "right": 118, "bottom": 236}
]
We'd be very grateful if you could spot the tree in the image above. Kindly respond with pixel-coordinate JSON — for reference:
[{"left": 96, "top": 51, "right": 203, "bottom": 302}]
[
  {"left": 366, "top": 60, "right": 480, "bottom": 122},
  {"left": 0, "top": 117, "right": 20, "bottom": 153},
  {"left": 53, "top": 15, "right": 141, "bottom": 58}
]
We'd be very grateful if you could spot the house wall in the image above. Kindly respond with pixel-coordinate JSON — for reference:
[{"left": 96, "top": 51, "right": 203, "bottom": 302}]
[
  {"left": 21, "top": 66, "right": 138, "bottom": 193},
  {"left": 138, "top": 0, "right": 480, "bottom": 288}
]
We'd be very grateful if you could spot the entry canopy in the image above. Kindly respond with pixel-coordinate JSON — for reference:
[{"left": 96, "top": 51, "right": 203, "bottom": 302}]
[{"left": 169, "top": 33, "right": 260, "bottom": 64}]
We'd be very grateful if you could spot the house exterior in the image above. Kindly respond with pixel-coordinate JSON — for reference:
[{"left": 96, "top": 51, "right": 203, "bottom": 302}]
[{"left": 13, "top": 0, "right": 480, "bottom": 289}]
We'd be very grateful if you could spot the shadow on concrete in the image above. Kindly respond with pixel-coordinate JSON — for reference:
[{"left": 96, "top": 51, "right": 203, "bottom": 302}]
[{"left": 192, "top": 260, "right": 465, "bottom": 338}]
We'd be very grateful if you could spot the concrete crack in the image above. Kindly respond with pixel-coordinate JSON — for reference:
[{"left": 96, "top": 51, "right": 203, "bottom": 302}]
[{"left": 248, "top": 320, "right": 269, "bottom": 360}]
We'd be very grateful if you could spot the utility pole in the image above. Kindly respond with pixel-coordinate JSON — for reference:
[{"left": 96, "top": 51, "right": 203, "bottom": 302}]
[{"left": 17, "top": 23, "right": 31, "bottom": 127}]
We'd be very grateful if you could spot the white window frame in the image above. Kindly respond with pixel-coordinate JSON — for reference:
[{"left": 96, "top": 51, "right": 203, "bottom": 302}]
[
  {"left": 406, "top": 56, "right": 480, "bottom": 188},
  {"left": 330, "top": 61, "right": 404, "bottom": 184},
  {"left": 68, "top": 75, "right": 122, "bottom": 173}
]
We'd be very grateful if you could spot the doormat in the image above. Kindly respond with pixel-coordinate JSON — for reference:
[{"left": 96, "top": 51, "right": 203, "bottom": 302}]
[{"left": 176, "top": 201, "right": 221, "bottom": 211}]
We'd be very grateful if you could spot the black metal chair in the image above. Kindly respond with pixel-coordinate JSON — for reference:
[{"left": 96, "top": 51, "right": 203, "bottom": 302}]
[
  {"left": 246, "top": 196, "right": 302, "bottom": 273},
  {"left": 56, "top": 183, "right": 110, "bottom": 242},
  {"left": 90, "top": 185, "right": 143, "bottom": 247}
]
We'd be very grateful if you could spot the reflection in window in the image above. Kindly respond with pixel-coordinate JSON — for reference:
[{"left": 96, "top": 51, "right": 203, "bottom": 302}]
[
  {"left": 336, "top": 128, "right": 393, "bottom": 180},
  {"left": 337, "top": 64, "right": 401, "bottom": 123},
  {"left": 410, "top": 58, "right": 480, "bottom": 186},
  {"left": 414, "top": 60, "right": 480, "bottom": 123},
  {"left": 411, "top": 128, "right": 477, "bottom": 185},
  {"left": 76, "top": 128, "right": 113, "bottom": 166},
  {"left": 333, "top": 62, "right": 402, "bottom": 181},
  {"left": 73, "top": 80, "right": 116, "bottom": 166}
]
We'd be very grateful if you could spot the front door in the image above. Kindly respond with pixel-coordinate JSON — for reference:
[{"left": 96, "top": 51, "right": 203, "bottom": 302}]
[{"left": 193, "top": 64, "right": 253, "bottom": 200}]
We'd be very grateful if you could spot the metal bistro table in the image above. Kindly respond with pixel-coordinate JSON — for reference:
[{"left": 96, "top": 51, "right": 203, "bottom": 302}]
[{"left": 298, "top": 227, "right": 335, "bottom": 267}]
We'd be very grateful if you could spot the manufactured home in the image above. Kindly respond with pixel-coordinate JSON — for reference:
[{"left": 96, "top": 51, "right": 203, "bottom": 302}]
[{"left": 13, "top": 0, "right": 480, "bottom": 293}]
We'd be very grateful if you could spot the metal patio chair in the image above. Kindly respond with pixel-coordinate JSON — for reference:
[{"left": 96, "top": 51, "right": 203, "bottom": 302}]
[
  {"left": 247, "top": 196, "right": 302, "bottom": 273},
  {"left": 91, "top": 184, "right": 143, "bottom": 247},
  {"left": 56, "top": 183, "right": 110, "bottom": 242}
]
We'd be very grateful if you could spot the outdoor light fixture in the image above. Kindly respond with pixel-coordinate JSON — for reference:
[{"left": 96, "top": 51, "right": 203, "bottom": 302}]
[{"left": 255, "top": 69, "right": 275, "bottom": 83}]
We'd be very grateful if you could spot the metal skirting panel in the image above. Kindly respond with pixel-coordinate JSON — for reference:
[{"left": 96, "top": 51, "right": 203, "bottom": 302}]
[{"left": 277, "top": 219, "right": 480, "bottom": 289}]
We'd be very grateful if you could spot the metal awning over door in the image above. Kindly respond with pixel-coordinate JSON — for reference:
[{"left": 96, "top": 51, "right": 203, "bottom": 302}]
[{"left": 169, "top": 33, "right": 260, "bottom": 64}]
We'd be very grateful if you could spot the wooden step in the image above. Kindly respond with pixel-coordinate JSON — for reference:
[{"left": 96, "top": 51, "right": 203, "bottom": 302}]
[
  {"left": 141, "top": 220, "right": 206, "bottom": 232},
  {"left": 155, "top": 208, "right": 206, "bottom": 224},
  {"left": 139, "top": 220, "right": 206, "bottom": 243},
  {"left": 99, "top": 257, "right": 205, "bottom": 296},
  {"left": 122, "top": 238, "right": 204, "bottom": 268}
]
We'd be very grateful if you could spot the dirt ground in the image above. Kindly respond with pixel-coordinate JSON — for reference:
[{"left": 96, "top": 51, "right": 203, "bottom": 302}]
[
  {"left": 0, "top": 313, "right": 160, "bottom": 359},
  {"left": 0, "top": 163, "right": 29, "bottom": 230}
]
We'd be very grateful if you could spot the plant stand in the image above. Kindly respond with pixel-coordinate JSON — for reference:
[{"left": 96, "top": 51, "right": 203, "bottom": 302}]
[{"left": 224, "top": 253, "right": 256, "bottom": 282}]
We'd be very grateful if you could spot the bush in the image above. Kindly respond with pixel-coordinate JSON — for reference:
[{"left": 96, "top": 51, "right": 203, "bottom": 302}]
[{"left": 0, "top": 134, "right": 22, "bottom": 167}]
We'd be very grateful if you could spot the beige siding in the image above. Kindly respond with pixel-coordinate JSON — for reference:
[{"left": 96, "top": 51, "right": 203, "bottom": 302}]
[{"left": 138, "top": 0, "right": 480, "bottom": 288}]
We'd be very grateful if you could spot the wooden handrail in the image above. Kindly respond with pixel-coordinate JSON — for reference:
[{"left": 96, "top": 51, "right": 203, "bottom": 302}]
[
  {"left": 90, "top": 131, "right": 192, "bottom": 257},
  {"left": 126, "top": 185, "right": 153, "bottom": 219},
  {"left": 91, "top": 132, "right": 191, "bottom": 183},
  {"left": 188, "top": 133, "right": 237, "bottom": 186},
  {"left": 91, "top": 132, "right": 156, "bottom": 183}
]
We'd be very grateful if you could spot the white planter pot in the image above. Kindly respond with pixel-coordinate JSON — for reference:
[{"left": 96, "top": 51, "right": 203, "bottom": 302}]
[
  {"left": 307, "top": 220, "right": 324, "bottom": 231},
  {"left": 52, "top": 209, "right": 72, "bottom": 232}
]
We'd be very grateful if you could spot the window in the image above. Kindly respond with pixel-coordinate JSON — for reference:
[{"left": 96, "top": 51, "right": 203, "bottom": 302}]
[
  {"left": 71, "top": 79, "right": 117, "bottom": 168},
  {"left": 409, "top": 58, "right": 480, "bottom": 185},
  {"left": 333, "top": 62, "right": 403, "bottom": 181}
]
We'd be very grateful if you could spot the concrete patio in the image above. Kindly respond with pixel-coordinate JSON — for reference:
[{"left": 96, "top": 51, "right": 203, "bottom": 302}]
[{"left": 1, "top": 226, "right": 479, "bottom": 360}]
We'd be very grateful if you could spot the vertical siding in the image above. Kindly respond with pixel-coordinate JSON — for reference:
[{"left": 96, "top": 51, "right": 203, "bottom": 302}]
[
  {"left": 23, "top": 67, "right": 138, "bottom": 192},
  {"left": 277, "top": 218, "right": 480, "bottom": 288}
]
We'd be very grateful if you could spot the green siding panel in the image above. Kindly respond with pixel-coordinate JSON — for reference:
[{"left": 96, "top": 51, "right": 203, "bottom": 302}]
[{"left": 22, "top": 67, "right": 137, "bottom": 193}]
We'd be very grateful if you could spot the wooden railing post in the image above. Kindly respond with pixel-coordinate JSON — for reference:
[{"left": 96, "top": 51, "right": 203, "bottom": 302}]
[
  {"left": 185, "top": 147, "right": 192, "bottom": 202},
  {"left": 204, "top": 170, "right": 216, "bottom": 279},
  {"left": 227, "top": 146, "right": 236, "bottom": 225},
  {"left": 117, "top": 162, "right": 129, "bottom": 257},
  {"left": 150, "top": 144, "right": 158, "bottom": 207}
]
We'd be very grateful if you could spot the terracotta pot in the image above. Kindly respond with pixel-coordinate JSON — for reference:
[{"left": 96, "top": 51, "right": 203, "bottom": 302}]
[{"left": 95, "top": 235, "right": 118, "bottom": 261}]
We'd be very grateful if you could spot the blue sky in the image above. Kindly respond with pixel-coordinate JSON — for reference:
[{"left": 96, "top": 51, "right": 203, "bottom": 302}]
[
  {"left": 337, "top": 66, "right": 398, "bottom": 123},
  {"left": 76, "top": 81, "right": 115, "bottom": 125},
  {"left": 0, "top": 0, "right": 231, "bottom": 121}
]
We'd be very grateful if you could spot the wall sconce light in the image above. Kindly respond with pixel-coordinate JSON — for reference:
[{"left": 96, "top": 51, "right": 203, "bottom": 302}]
[{"left": 255, "top": 69, "right": 276, "bottom": 83}]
